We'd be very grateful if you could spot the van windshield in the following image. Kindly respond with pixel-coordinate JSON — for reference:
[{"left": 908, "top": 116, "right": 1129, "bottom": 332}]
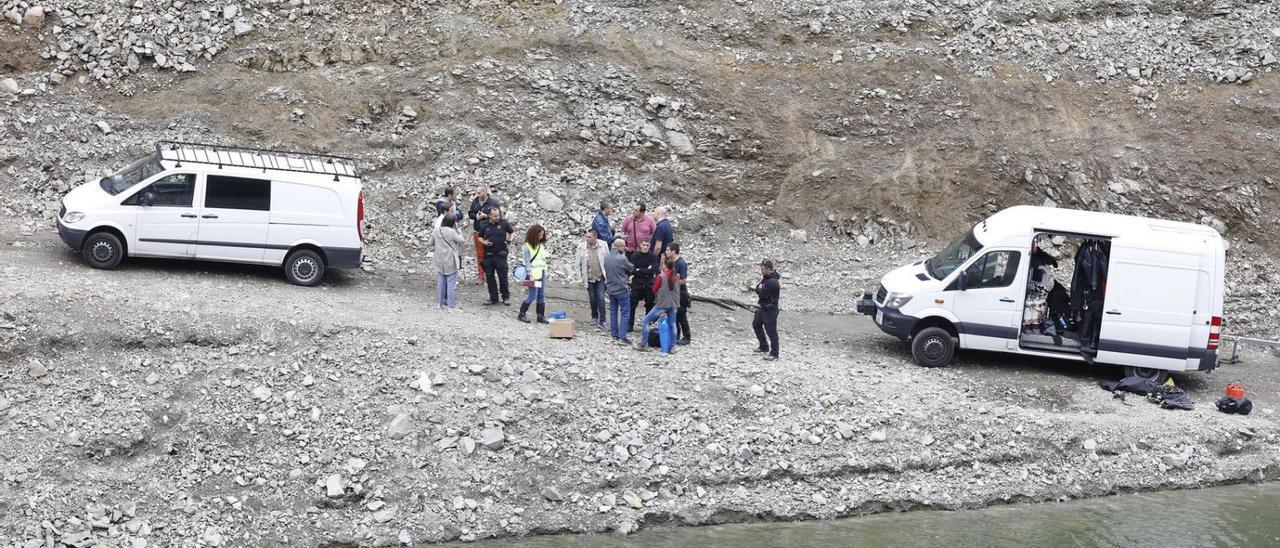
[
  {"left": 99, "top": 153, "right": 164, "bottom": 195},
  {"left": 926, "top": 227, "right": 983, "bottom": 280}
]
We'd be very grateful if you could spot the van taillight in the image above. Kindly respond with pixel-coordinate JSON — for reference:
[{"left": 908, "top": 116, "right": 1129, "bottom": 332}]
[
  {"left": 357, "top": 192, "right": 365, "bottom": 242},
  {"left": 1207, "top": 316, "right": 1223, "bottom": 351}
]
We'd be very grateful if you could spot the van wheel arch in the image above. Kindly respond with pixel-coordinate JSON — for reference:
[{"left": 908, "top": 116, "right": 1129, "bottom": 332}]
[
  {"left": 911, "top": 317, "right": 958, "bottom": 340},
  {"left": 284, "top": 244, "right": 327, "bottom": 267},
  {"left": 85, "top": 226, "right": 129, "bottom": 255}
]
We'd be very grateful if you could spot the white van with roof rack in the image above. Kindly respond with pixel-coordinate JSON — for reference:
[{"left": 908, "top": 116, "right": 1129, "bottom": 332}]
[
  {"left": 56, "top": 141, "right": 365, "bottom": 286},
  {"left": 856, "top": 206, "right": 1226, "bottom": 384}
]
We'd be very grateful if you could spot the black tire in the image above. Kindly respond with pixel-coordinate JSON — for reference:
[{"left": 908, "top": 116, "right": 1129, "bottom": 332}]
[
  {"left": 911, "top": 327, "right": 955, "bottom": 368},
  {"left": 81, "top": 231, "right": 124, "bottom": 270},
  {"left": 284, "top": 249, "right": 325, "bottom": 287},
  {"left": 1124, "top": 365, "right": 1169, "bottom": 385}
]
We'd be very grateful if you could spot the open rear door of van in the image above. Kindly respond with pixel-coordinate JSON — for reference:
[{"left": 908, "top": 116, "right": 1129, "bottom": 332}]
[{"left": 1095, "top": 248, "right": 1200, "bottom": 371}]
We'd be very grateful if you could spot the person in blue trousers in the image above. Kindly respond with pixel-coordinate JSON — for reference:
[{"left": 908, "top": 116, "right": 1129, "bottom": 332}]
[
  {"left": 604, "top": 240, "right": 634, "bottom": 343},
  {"left": 517, "top": 224, "right": 551, "bottom": 324},
  {"left": 635, "top": 255, "right": 681, "bottom": 352}
]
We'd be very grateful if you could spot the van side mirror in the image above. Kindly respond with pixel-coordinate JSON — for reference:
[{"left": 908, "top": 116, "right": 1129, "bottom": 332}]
[
  {"left": 141, "top": 192, "right": 156, "bottom": 207},
  {"left": 958, "top": 270, "right": 969, "bottom": 291}
]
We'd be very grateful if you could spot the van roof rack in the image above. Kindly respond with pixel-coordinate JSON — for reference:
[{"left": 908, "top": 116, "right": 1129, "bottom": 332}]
[{"left": 156, "top": 141, "right": 362, "bottom": 181}]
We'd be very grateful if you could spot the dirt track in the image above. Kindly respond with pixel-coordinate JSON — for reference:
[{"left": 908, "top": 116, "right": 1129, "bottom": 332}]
[{"left": 3, "top": 218, "right": 1279, "bottom": 546}]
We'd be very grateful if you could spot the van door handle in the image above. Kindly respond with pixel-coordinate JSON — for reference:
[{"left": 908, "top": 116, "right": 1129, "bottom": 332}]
[
  {"left": 999, "top": 298, "right": 1015, "bottom": 303},
  {"left": 180, "top": 213, "right": 197, "bottom": 218},
  {"left": 201, "top": 214, "right": 219, "bottom": 219},
  {"left": 1105, "top": 310, "right": 1122, "bottom": 315}
]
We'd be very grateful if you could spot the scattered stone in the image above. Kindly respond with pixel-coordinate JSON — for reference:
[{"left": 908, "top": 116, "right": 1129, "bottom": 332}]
[
  {"left": 1083, "top": 438, "right": 1098, "bottom": 451},
  {"left": 666, "top": 132, "right": 695, "bottom": 155},
  {"left": 233, "top": 20, "right": 254, "bottom": 37},
  {"left": 27, "top": 360, "right": 47, "bottom": 379},
  {"left": 251, "top": 386, "right": 273, "bottom": 401},
  {"left": 749, "top": 384, "right": 766, "bottom": 397},
  {"left": 386, "top": 413, "right": 414, "bottom": 440},
  {"left": 541, "top": 487, "right": 564, "bottom": 501},
  {"left": 536, "top": 190, "right": 565, "bottom": 212},
  {"left": 868, "top": 430, "right": 887, "bottom": 442},
  {"left": 22, "top": 6, "right": 45, "bottom": 28},
  {"left": 95, "top": 121, "right": 113, "bottom": 134},
  {"left": 373, "top": 507, "right": 397, "bottom": 523},
  {"left": 622, "top": 490, "right": 643, "bottom": 509},
  {"left": 325, "top": 474, "right": 345, "bottom": 498},
  {"left": 1, "top": 78, "right": 18, "bottom": 95},
  {"left": 478, "top": 426, "right": 505, "bottom": 450},
  {"left": 459, "top": 436, "right": 477, "bottom": 455}
]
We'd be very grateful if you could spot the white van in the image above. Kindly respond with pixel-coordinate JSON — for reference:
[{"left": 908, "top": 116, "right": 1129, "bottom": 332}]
[
  {"left": 56, "top": 141, "right": 365, "bottom": 286},
  {"left": 856, "top": 206, "right": 1225, "bottom": 383}
]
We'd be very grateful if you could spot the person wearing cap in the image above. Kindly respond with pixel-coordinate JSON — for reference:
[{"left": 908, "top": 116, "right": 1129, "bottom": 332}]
[
  {"left": 592, "top": 200, "right": 615, "bottom": 248},
  {"left": 753, "top": 259, "right": 781, "bottom": 360},
  {"left": 621, "top": 203, "right": 655, "bottom": 252},
  {"left": 665, "top": 242, "right": 691, "bottom": 345}
]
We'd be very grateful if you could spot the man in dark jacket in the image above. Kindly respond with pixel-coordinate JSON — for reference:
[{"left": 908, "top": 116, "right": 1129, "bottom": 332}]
[
  {"left": 475, "top": 205, "right": 514, "bottom": 305},
  {"left": 753, "top": 259, "right": 781, "bottom": 360},
  {"left": 626, "top": 239, "right": 657, "bottom": 333}
]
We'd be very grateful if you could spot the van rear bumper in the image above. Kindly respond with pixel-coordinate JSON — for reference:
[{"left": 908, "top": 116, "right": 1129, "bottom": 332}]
[
  {"left": 323, "top": 247, "right": 362, "bottom": 269},
  {"left": 57, "top": 221, "right": 87, "bottom": 250},
  {"left": 1197, "top": 350, "right": 1218, "bottom": 371}
]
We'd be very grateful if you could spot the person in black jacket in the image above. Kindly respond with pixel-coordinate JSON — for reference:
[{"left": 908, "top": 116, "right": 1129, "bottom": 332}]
[
  {"left": 626, "top": 239, "right": 657, "bottom": 332},
  {"left": 475, "top": 205, "right": 514, "bottom": 305},
  {"left": 753, "top": 259, "right": 781, "bottom": 361}
]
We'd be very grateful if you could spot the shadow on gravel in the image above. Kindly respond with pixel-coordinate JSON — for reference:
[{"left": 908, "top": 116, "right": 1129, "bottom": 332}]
[{"left": 58, "top": 248, "right": 357, "bottom": 288}]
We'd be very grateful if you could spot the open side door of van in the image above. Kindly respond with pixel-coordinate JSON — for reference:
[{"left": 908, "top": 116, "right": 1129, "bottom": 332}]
[{"left": 1094, "top": 247, "right": 1200, "bottom": 371}]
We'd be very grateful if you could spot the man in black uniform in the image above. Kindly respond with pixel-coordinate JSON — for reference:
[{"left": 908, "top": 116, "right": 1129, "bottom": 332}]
[
  {"left": 753, "top": 259, "right": 781, "bottom": 361},
  {"left": 626, "top": 239, "right": 657, "bottom": 333},
  {"left": 475, "top": 205, "right": 514, "bottom": 305}
]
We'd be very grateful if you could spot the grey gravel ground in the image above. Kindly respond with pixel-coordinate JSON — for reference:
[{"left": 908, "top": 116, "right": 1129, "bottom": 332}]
[{"left": 2, "top": 218, "right": 1278, "bottom": 547}]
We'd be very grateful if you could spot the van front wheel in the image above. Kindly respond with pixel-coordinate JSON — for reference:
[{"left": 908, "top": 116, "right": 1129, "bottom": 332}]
[
  {"left": 82, "top": 232, "right": 124, "bottom": 270},
  {"left": 912, "top": 327, "right": 955, "bottom": 367},
  {"left": 1124, "top": 366, "right": 1169, "bottom": 385},
  {"left": 284, "top": 249, "right": 325, "bottom": 287}
]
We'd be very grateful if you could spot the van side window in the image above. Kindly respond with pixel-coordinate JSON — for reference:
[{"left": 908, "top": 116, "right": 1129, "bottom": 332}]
[
  {"left": 964, "top": 251, "right": 1021, "bottom": 289},
  {"left": 122, "top": 173, "right": 195, "bottom": 207},
  {"left": 206, "top": 175, "right": 271, "bottom": 211}
]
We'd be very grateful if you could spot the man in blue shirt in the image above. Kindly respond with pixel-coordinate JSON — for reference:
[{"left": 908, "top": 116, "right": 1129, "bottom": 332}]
[
  {"left": 649, "top": 206, "right": 674, "bottom": 257},
  {"left": 665, "top": 242, "right": 691, "bottom": 345},
  {"left": 592, "top": 200, "right": 615, "bottom": 248}
]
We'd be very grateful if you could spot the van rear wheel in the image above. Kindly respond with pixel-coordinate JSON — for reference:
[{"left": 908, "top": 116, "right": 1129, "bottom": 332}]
[
  {"left": 911, "top": 327, "right": 955, "bottom": 367},
  {"left": 1124, "top": 366, "right": 1169, "bottom": 385},
  {"left": 82, "top": 232, "right": 124, "bottom": 270},
  {"left": 284, "top": 249, "right": 325, "bottom": 287}
]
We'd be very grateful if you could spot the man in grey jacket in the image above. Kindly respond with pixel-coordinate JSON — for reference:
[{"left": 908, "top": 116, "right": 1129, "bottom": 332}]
[{"left": 604, "top": 240, "right": 634, "bottom": 342}]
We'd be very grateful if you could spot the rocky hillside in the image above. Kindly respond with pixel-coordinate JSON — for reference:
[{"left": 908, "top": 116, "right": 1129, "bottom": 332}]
[{"left": 3, "top": 0, "right": 1280, "bottom": 330}]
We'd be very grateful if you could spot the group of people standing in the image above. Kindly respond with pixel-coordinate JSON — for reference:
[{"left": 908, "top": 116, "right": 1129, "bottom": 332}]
[{"left": 430, "top": 186, "right": 781, "bottom": 359}]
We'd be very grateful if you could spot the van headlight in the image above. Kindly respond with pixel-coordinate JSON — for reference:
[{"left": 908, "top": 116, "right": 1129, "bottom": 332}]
[
  {"left": 63, "top": 211, "right": 85, "bottom": 223},
  {"left": 884, "top": 293, "right": 913, "bottom": 309}
]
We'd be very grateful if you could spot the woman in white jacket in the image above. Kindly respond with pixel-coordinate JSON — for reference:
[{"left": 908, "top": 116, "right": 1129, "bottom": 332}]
[{"left": 433, "top": 215, "right": 466, "bottom": 312}]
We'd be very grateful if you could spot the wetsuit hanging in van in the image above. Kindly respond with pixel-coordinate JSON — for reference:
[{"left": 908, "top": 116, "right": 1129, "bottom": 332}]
[{"left": 1071, "top": 239, "right": 1109, "bottom": 362}]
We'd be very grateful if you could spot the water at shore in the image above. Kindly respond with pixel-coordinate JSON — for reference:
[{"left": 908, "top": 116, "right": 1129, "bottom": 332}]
[{"left": 459, "top": 482, "right": 1280, "bottom": 547}]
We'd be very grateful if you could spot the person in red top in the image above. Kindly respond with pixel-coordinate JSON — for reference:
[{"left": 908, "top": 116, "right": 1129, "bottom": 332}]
[{"left": 621, "top": 203, "right": 656, "bottom": 252}]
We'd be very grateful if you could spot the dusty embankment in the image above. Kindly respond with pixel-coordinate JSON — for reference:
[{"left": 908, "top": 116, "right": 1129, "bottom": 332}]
[{"left": 2, "top": 220, "right": 1278, "bottom": 547}]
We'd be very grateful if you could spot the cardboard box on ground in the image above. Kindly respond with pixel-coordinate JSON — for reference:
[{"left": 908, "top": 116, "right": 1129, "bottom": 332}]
[{"left": 549, "top": 318, "right": 574, "bottom": 339}]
